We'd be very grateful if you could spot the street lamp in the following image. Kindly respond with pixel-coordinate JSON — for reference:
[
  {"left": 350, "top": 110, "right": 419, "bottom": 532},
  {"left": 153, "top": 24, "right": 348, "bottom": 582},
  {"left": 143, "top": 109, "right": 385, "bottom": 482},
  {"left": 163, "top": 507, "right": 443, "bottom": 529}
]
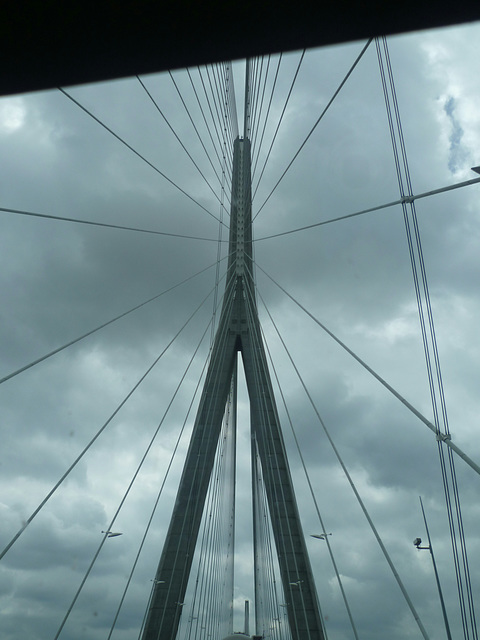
[
  {"left": 311, "top": 530, "right": 359, "bottom": 640},
  {"left": 289, "top": 580, "right": 304, "bottom": 590},
  {"left": 310, "top": 533, "right": 332, "bottom": 540},
  {"left": 414, "top": 497, "right": 452, "bottom": 640}
]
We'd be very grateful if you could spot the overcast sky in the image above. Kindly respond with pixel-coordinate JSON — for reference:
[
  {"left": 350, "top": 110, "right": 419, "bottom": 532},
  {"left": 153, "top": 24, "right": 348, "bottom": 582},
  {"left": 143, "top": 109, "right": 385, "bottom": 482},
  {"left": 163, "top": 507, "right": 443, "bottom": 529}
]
[{"left": 1, "top": 20, "right": 480, "bottom": 640}]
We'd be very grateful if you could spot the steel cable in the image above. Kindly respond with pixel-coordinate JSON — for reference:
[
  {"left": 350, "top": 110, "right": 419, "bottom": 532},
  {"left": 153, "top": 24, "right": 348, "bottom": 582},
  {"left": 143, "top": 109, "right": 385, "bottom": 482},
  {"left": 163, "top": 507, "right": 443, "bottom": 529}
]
[
  {"left": 107, "top": 304, "right": 219, "bottom": 640},
  {"left": 251, "top": 270, "right": 430, "bottom": 640},
  {"left": 59, "top": 87, "right": 224, "bottom": 226},
  {"left": 0, "top": 204, "right": 222, "bottom": 241},
  {"left": 377, "top": 36, "right": 477, "bottom": 639},
  {"left": 205, "top": 65, "right": 235, "bottom": 169},
  {"left": 250, "top": 55, "right": 272, "bottom": 166},
  {"left": 185, "top": 67, "right": 234, "bottom": 193},
  {"left": 256, "top": 286, "right": 360, "bottom": 640},
  {"left": 137, "top": 74, "right": 229, "bottom": 209},
  {"left": 0, "top": 257, "right": 227, "bottom": 386},
  {"left": 53, "top": 279, "right": 229, "bottom": 639},
  {"left": 257, "top": 262, "right": 480, "bottom": 476},
  {"left": 251, "top": 175, "right": 480, "bottom": 243},
  {"left": 242, "top": 277, "right": 312, "bottom": 640},
  {"left": 0, "top": 279, "right": 221, "bottom": 562},
  {"left": 252, "top": 50, "right": 306, "bottom": 205},
  {"left": 253, "top": 39, "right": 372, "bottom": 220},
  {"left": 252, "top": 54, "right": 283, "bottom": 181}
]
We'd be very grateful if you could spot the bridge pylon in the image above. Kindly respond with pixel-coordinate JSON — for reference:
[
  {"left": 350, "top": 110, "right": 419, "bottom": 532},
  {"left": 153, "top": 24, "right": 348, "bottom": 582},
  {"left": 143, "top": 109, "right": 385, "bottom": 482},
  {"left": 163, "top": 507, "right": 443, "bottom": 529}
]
[{"left": 141, "top": 136, "right": 326, "bottom": 640}]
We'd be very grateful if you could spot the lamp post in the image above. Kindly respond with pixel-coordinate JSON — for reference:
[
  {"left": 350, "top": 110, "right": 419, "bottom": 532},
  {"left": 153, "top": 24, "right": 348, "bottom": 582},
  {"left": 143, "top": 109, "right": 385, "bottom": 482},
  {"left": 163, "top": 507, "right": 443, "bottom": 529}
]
[
  {"left": 310, "top": 532, "right": 360, "bottom": 640},
  {"left": 414, "top": 497, "right": 452, "bottom": 640}
]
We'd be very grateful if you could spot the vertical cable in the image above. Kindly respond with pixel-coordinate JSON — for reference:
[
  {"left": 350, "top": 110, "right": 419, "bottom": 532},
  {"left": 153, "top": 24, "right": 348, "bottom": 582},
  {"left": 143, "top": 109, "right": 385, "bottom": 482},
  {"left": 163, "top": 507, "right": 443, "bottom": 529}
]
[{"left": 377, "top": 37, "right": 477, "bottom": 640}]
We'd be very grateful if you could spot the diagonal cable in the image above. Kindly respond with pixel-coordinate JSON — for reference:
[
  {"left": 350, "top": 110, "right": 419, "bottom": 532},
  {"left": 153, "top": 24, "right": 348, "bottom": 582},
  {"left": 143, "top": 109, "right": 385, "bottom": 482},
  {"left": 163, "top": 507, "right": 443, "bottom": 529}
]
[
  {"left": 252, "top": 54, "right": 282, "bottom": 180},
  {"left": 0, "top": 257, "right": 226, "bottom": 385},
  {"left": 137, "top": 74, "right": 229, "bottom": 208},
  {"left": 104, "top": 294, "right": 221, "bottom": 639},
  {"left": 256, "top": 263, "right": 480, "bottom": 477},
  {"left": 250, "top": 55, "right": 271, "bottom": 164},
  {"left": 252, "top": 173, "right": 480, "bottom": 242},
  {"left": 0, "top": 280, "right": 221, "bottom": 562},
  {"left": 59, "top": 87, "right": 225, "bottom": 226},
  {"left": 204, "top": 64, "right": 234, "bottom": 170},
  {"left": 255, "top": 281, "right": 430, "bottom": 640},
  {"left": 255, "top": 281, "right": 359, "bottom": 640},
  {"left": 254, "top": 39, "right": 373, "bottom": 220},
  {"left": 54, "top": 305, "right": 218, "bottom": 640},
  {"left": 0, "top": 205, "right": 222, "bottom": 240},
  {"left": 197, "top": 66, "right": 234, "bottom": 174},
  {"left": 252, "top": 51, "right": 304, "bottom": 202},
  {"left": 186, "top": 67, "right": 233, "bottom": 191},
  {"left": 377, "top": 36, "right": 477, "bottom": 639}
]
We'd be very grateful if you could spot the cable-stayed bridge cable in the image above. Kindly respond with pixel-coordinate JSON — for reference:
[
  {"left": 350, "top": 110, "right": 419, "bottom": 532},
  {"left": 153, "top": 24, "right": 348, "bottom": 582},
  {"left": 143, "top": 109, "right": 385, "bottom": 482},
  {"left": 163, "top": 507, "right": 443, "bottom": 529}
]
[
  {"left": 186, "top": 67, "right": 233, "bottom": 191},
  {"left": 252, "top": 54, "right": 282, "bottom": 180},
  {"left": 59, "top": 87, "right": 225, "bottom": 226},
  {"left": 257, "top": 263, "right": 480, "bottom": 477},
  {"left": 197, "top": 65, "right": 234, "bottom": 175},
  {"left": 174, "top": 67, "right": 233, "bottom": 194},
  {"left": 252, "top": 275, "right": 430, "bottom": 640},
  {"left": 106, "top": 296, "right": 220, "bottom": 639},
  {"left": 254, "top": 281, "right": 359, "bottom": 640},
  {"left": 253, "top": 278, "right": 359, "bottom": 640},
  {"left": 224, "top": 62, "right": 239, "bottom": 141},
  {"left": 208, "top": 64, "right": 232, "bottom": 146},
  {"left": 0, "top": 278, "right": 223, "bottom": 562},
  {"left": 69, "top": 271, "right": 237, "bottom": 640},
  {"left": 249, "top": 56, "right": 264, "bottom": 148},
  {"left": 54, "top": 304, "right": 220, "bottom": 640},
  {"left": 252, "top": 51, "right": 305, "bottom": 203},
  {"left": 0, "top": 257, "right": 227, "bottom": 385},
  {"left": 254, "top": 39, "right": 373, "bottom": 219},
  {"left": 0, "top": 205, "right": 225, "bottom": 240},
  {"left": 79, "top": 303, "right": 218, "bottom": 640},
  {"left": 137, "top": 74, "right": 230, "bottom": 209},
  {"left": 211, "top": 62, "right": 236, "bottom": 152},
  {"left": 203, "top": 65, "right": 235, "bottom": 170},
  {"left": 250, "top": 55, "right": 271, "bottom": 162},
  {"left": 377, "top": 35, "right": 477, "bottom": 639},
  {"left": 252, "top": 173, "right": 480, "bottom": 242}
]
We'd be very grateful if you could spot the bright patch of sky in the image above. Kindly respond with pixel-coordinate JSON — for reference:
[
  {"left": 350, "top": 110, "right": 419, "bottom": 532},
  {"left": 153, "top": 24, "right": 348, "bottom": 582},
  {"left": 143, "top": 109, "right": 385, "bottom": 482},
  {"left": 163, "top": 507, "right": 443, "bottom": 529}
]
[
  {"left": 443, "top": 96, "right": 469, "bottom": 173},
  {"left": 0, "top": 98, "right": 26, "bottom": 133},
  {"left": 352, "top": 313, "right": 418, "bottom": 345},
  {"left": 421, "top": 27, "right": 480, "bottom": 177}
]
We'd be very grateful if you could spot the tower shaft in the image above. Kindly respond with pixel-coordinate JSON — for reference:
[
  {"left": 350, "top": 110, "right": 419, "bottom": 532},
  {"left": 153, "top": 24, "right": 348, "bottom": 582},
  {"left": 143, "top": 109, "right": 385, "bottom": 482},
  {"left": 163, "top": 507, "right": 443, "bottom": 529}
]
[{"left": 142, "top": 137, "right": 325, "bottom": 640}]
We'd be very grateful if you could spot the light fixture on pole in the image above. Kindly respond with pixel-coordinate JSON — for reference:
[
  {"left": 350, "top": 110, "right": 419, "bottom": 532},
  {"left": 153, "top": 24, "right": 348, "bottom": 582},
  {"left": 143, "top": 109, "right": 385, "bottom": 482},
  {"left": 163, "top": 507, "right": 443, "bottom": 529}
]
[
  {"left": 311, "top": 533, "right": 332, "bottom": 541},
  {"left": 414, "top": 497, "right": 452, "bottom": 640},
  {"left": 289, "top": 580, "right": 304, "bottom": 587}
]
